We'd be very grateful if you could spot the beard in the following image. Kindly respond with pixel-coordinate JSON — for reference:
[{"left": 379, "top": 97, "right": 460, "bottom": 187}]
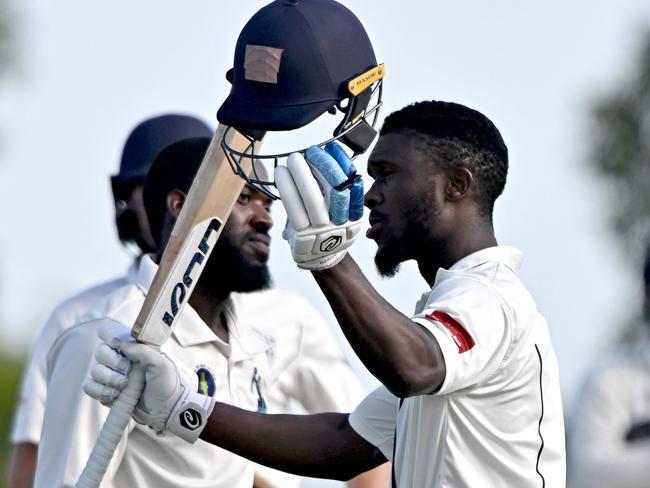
[
  {"left": 375, "top": 240, "right": 402, "bottom": 277},
  {"left": 375, "top": 196, "right": 440, "bottom": 278},
  {"left": 201, "top": 231, "right": 271, "bottom": 295}
]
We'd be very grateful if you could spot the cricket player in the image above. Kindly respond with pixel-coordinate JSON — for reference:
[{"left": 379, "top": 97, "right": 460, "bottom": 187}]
[
  {"left": 88, "top": 101, "right": 567, "bottom": 487},
  {"left": 7, "top": 113, "right": 212, "bottom": 488},
  {"left": 568, "top": 243, "right": 650, "bottom": 488},
  {"left": 36, "top": 136, "right": 386, "bottom": 487}
]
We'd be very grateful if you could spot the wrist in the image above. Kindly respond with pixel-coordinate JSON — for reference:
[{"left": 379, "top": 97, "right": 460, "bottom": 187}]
[
  {"left": 166, "top": 387, "right": 215, "bottom": 443},
  {"left": 298, "top": 250, "right": 347, "bottom": 271}
]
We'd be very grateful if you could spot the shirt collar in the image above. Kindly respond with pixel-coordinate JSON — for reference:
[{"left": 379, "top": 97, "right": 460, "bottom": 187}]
[
  {"left": 414, "top": 246, "right": 524, "bottom": 313},
  {"left": 133, "top": 254, "right": 158, "bottom": 293},
  {"left": 445, "top": 245, "right": 523, "bottom": 275}
]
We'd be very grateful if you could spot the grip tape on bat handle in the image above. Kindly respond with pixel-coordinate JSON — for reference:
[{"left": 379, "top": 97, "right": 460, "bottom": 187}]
[{"left": 75, "top": 365, "right": 146, "bottom": 488}]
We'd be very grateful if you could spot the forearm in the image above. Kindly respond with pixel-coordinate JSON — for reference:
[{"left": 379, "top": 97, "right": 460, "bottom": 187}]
[
  {"left": 8, "top": 443, "right": 37, "bottom": 488},
  {"left": 312, "top": 254, "right": 444, "bottom": 397},
  {"left": 347, "top": 462, "right": 391, "bottom": 488},
  {"left": 201, "top": 403, "right": 384, "bottom": 481}
]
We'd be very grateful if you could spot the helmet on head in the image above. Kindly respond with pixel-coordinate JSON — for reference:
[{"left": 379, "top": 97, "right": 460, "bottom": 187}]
[
  {"left": 111, "top": 114, "right": 213, "bottom": 251},
  {"left": 217, "top": 0, "right": 384, "bottom": 198}
]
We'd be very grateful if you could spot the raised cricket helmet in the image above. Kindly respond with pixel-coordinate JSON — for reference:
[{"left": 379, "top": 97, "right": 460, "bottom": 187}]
[{"left": 217, "top": 0, "right": 384, "bottom": 197}]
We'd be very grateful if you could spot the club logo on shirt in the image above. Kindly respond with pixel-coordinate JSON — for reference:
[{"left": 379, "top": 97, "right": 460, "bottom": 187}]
[
  {"left": 195, "top": 366, "right": 216, "bottom": 397},
  {"left": 251, "top": 367, "right": 267, "bottom": 413},
  {"left": 179, "top": 408, "right": 202, "bottom": 430},
  {"left": 425, "top": 310, "right": 476, "bottom": 353}
]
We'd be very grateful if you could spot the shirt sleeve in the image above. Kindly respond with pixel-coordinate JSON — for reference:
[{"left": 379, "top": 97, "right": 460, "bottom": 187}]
[
  {"left": 411, "top": 276, "right": 509, "bottom": 395},
  {"left": 348, "top": 386, "right": 399, "bottom": 461},
  {"left": 35, "top": 319, "right": 132, "bottom": 488},
  {"left": 280, "top": 302, "right": 366, "bottom": 413},
  {"left": 569, "top": 360, "right": 650, "bottom": 488},
  {"left": 10, "top": 310, "right": 63, "bottom": 444}
]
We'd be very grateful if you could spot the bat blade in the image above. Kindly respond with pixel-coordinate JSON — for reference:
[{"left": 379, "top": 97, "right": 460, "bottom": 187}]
[
  {"left": 75, "top": 126, "right": 260, "bottom": 488},
  {"left": 133, "top": 126, "right": 257, "bottom": 345}
]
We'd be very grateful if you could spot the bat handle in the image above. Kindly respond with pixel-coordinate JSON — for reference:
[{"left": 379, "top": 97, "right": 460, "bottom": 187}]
[{"left": 75, "top": 364, "right": 146, "bottom": 488}]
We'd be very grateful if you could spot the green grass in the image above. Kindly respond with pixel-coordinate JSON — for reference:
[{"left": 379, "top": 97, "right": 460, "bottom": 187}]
[{"left": 0, "top": 354, "right": 25, "bottom": 486}]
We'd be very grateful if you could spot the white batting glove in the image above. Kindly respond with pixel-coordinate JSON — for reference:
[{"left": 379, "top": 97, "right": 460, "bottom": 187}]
[
  {"left": 84, "top": 322, "right": 214, "bottom": 444},
  {"left": 274, "top": 142, "right": 364, "bottom": 271}
]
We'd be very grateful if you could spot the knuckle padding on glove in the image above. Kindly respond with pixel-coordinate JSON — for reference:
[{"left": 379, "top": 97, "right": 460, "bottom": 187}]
[
  {"left": 95, "top": 342, "right": 131, "bottom": 374},
  {"left": 83, "top": 379, "right": 119, "bottom": 406},
  {"left": 90, "top": 362, "right": 127, "bottom": 389}
]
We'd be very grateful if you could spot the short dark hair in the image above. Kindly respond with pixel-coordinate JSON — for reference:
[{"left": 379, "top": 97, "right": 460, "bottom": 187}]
[
  {"left": 380, "top": 100, "right": 509, "bottom": 213},
  {"left": 143, "top": 137, "right": 211, "bottom": 246}
]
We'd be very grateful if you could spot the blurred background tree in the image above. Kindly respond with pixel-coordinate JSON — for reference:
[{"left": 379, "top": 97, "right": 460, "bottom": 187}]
[
  {"left": 1, "top": 0, "right": 23, "bottom": 483},
  {"left": 0, "top": 0, "right": 17, "bottom": 81},
  {"left": 588, "top": 28, "right": 650, "bottom": 342},
  {"left": 589, "top": 28, "right": 650, "bottom": 263},
  {"left": 0, "top": 356, "right": 25, "bottom": 482}
]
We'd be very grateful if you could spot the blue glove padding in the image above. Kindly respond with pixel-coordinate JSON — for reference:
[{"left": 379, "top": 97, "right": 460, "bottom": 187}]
[
  {"left": 323, "top": 142, "right": 364, "bottom": 221},
  {"left": 275, "top": 142, "right": 364, "bottom": 270}
]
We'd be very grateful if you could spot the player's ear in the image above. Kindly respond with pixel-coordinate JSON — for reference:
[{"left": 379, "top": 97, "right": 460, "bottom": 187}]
[
  {"left": 166, "top": 190, "right": 187, "bottom": 219},
  {"left": 446, "top": 167, "right": 473, "bottom": 201}
]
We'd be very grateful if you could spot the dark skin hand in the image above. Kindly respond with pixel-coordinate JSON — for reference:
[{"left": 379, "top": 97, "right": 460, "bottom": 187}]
[
  {"left": 312, "top": 132, "right": 498, "bottom": 398},
  {"left": 201, "top": 404, "right": 386, "bottom": 481}
]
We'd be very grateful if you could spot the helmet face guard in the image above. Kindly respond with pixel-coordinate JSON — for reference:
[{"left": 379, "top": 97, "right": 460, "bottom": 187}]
[
  {"left": 216, "top": 0, "right": 384, "bottom": 199},
  {"left": 221, "top": 73, "right": 383, "bottom": 199}
]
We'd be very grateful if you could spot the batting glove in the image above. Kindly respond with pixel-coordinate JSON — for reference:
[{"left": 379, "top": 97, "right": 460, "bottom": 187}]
[
  {"left": 274, "top": 142, "right": 364, "bottom": 271},
  {"left": 84, "top": 322, "right": 214, "bottom": 444}
]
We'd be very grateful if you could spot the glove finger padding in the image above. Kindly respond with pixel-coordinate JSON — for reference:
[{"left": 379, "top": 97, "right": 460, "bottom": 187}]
[
  {"left": 304, "top": 146, "right": 350, "bottom": 225},
  {"left": 275, "top": 165, "right": 311, "bottom": 231},
  {"left": 95, "top": 342, "right": 131, "bottom": 375},
  {"left": 83, "top": 377, "right": 121, "bottom": 407},
  {"left": 287, "top": 152, "right": 329, "bottom": 227},
  {"left": 89, "top": 361, "right": 128, "bottom": 390},
  {"left": 324, "top": 142, "right": 364, "bottom": 221},
  {"left": 98, "top": 321, "right": 134, "bottom": 351},
  {"left": 275, "top": 142, "right": 365, "bottom": 271}
]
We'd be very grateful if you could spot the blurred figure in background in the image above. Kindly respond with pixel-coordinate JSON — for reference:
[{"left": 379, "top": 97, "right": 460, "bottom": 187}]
[
  {"left": 7, "top": 113, "right": 213, "bottom": 488},
  {"left": 569, "top": 242, "right": 650, "bottom": 487}
]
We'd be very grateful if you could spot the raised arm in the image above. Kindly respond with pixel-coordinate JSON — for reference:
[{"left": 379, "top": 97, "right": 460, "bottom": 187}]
[
  {"left": 312, "top": 255, "right": 445, "bottom": 398},
  {"left": 275, "top": 146, "right": 445, "bottom": 398}
]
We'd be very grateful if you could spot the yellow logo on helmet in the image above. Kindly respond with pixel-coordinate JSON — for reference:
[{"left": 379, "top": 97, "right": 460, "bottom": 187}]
[{"left": 348, "top": 64, "right": 385, "bottom": 96}]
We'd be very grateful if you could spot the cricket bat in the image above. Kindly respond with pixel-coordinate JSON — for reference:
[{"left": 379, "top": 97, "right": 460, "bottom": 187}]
[{"left": 75, "top": 125, "right": 261, "bottom": 488}]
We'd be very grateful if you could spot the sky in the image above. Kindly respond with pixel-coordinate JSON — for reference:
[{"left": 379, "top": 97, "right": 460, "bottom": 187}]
[{"left": 1, "top": 0, "right": 649, "bottom": 464}]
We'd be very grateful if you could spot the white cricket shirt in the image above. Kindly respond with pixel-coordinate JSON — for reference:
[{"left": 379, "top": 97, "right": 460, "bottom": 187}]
[
  {"left": 349, "top": 246, "right": 566, "bottom": 487},
  {"left": 11, "top": 261, "right": 138, "bottom": 444},
  {"left": 35, "top": 255, "right": 274, "bottom": 488},
  {"left": 237, "top": 289, "right": 368, "bottom": 488},
  {"left": 569, "top": 333, "right": 650, "bottom": 488}
]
